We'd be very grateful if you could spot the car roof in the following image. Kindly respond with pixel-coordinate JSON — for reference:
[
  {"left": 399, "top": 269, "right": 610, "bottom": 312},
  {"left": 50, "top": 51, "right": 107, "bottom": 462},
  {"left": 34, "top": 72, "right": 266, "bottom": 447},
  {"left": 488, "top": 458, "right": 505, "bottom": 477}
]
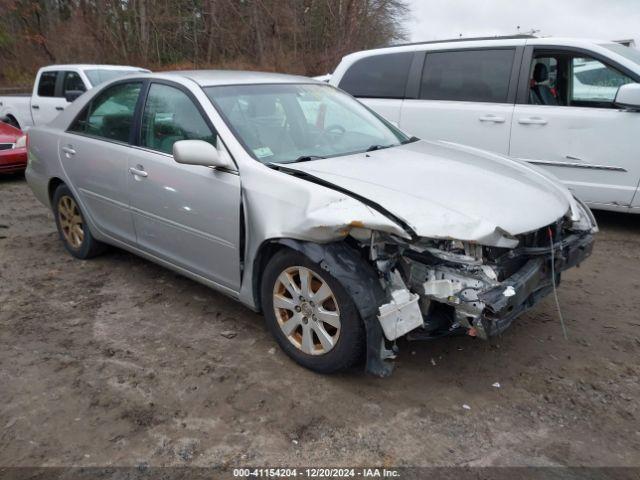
[{"left": 160, "top": 69, "right": 318, "bottom": 87}]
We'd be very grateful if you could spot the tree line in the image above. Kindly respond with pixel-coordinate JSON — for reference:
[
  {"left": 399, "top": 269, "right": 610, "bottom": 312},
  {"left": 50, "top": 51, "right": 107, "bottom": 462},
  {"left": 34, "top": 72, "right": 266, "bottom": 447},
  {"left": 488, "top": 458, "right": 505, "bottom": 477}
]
[{"left": 0, "top": 0, "right": 409, "bottom": 86}]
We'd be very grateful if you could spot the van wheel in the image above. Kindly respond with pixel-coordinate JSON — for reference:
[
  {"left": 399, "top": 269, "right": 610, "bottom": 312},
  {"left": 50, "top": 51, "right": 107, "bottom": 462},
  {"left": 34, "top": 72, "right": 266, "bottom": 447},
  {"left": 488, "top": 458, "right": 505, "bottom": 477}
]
[
  {"left": 52, "top": 184, "right": 106, "bottom": 259},
  {"left": 261, "top": 249, "right": 365, "bottom": 373}
]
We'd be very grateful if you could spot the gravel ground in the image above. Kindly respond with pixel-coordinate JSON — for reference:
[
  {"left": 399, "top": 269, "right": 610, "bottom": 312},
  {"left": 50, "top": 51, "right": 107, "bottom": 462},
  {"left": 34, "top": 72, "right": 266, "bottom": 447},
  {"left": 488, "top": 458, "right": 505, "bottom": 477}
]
[{"left": 1, "top": 174, "right": 639, "bottom": 469}]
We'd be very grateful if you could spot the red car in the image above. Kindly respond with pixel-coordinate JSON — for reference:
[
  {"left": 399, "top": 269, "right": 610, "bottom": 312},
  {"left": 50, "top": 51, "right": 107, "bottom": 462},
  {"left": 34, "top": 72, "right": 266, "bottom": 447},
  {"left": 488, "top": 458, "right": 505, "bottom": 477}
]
[{"left": 0, "top": 121, "right": 27, "bottom": 174}]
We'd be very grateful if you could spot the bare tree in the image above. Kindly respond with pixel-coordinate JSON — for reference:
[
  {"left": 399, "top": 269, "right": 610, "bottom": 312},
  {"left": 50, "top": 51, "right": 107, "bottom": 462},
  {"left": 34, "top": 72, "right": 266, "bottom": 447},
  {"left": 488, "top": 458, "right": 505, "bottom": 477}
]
[{"left": 0, "top": 0, "right": 409, "bottom": 85}]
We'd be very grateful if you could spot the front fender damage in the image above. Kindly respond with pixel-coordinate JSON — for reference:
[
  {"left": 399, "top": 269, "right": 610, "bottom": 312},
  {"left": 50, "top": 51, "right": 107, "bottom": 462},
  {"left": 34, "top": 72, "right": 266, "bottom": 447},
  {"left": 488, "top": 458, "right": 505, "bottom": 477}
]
[
  {"left": 240, "top": 162, "right": 595, "bottom": 377},
  {"left": 292, "top": 197, "right": 411, "bottom": 242}
]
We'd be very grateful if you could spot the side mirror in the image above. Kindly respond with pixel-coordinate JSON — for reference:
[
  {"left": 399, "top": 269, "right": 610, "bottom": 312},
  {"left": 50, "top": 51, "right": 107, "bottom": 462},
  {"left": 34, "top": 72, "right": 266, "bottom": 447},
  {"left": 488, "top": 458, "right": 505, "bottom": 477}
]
[
  {"left": 614, "top": 83, "right": 640, "bottom": 110},
  {"left": 173, "top": 139, "right": 232, "bottom": 169},
  {"left": 64, "top": 90, "right": 84, "bottom": 103}
]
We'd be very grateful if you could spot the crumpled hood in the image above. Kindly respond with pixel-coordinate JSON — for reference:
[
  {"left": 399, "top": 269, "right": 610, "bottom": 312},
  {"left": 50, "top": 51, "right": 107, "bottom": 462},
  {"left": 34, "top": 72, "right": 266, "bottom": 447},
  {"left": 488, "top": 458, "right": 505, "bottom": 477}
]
[{"left": 280, "top": 140, "right": 576, "bottom": 246}]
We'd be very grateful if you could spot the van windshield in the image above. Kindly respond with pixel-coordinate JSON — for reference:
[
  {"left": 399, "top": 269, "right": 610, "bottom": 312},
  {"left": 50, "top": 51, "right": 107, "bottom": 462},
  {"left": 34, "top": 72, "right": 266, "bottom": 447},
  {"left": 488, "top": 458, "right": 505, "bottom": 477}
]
[
  {"left": 204, "top": 83, "right": 412, "bottom": 164},
  {"left": 601, "top": 43, "right": 640, "bottom": 67}
]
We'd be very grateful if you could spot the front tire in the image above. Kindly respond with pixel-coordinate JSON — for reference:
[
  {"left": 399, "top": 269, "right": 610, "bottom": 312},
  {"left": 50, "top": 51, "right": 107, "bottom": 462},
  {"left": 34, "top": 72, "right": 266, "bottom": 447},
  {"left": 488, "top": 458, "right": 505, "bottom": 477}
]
[
  {"left": 52, "top": 184, "right": 106, "bottom": 259},
  {"left": 261, "top": 249, "right": 365, "bottom": 373}
]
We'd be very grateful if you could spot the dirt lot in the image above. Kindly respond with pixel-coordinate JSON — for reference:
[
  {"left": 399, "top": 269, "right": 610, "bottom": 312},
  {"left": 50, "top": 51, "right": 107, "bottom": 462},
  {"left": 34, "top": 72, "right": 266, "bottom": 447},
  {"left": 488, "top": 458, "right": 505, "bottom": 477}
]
[{"left": 1, "top": 173, "right": 639, "bottom": 469}]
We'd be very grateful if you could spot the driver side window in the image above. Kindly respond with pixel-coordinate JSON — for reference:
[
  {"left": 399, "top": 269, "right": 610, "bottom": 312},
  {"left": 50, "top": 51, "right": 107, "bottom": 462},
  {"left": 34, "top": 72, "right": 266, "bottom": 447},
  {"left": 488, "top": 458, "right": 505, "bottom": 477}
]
[
  {"left": 528, "top": 52, "right": 634, "bottom": 108},
  {"left": 141, "top": 83, "right": 217, "bottom": 155}
]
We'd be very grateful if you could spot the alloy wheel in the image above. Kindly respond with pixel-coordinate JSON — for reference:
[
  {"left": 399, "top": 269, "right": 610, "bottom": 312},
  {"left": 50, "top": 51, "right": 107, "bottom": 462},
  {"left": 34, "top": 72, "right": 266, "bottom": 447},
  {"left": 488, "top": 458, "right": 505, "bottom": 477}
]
[
  {"left": 57, "top": 195, "right": 84, "bottom": 249},
  {"left": 272, "top": 266, "right": 341, "bottom": 355}
]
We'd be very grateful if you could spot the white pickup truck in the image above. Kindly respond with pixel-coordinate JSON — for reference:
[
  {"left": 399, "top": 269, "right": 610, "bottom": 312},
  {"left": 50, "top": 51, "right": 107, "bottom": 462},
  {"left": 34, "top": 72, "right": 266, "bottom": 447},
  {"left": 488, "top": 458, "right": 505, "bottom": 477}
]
[{"left": 0, "top": 64, "right": 148, "bottom": 130}]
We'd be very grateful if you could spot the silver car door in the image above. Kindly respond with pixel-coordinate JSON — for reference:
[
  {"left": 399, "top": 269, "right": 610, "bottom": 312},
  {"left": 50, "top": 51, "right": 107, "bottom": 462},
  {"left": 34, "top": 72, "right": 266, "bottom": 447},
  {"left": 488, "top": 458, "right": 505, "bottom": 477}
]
[
  {"left": 127, "top": 82, "right": 241, "bottom": 291},
  {"left": 61, "top": 81, "right": 143, "bottom": 244}
]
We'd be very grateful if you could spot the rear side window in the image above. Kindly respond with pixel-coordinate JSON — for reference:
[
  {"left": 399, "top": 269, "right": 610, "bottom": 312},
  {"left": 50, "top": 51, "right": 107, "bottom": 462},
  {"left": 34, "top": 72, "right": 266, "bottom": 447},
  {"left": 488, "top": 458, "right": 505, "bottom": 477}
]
[
  {"left": 69, "top": 82, "right": 142, "bottom": 143},
  {"left": 420, "top": 49, "right": 515, "bottom": 103},
  {"left": 338, "top": 52, "right": 413, "bottom": 99},
  {"left": 37, "top": 71, "right": 58, "bottom": 97}
]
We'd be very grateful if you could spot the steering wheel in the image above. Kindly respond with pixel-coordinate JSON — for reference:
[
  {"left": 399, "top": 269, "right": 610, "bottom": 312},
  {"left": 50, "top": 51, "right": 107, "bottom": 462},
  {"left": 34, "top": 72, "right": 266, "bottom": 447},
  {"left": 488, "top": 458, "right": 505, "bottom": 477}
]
[{"left": 323, "top": 124, "right": 346, "bottom": 137}]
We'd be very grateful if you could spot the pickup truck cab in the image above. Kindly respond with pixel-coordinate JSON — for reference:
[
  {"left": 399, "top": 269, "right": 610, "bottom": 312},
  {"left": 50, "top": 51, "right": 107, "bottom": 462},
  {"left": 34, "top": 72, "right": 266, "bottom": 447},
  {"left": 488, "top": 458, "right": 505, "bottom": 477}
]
[
  {"left": 330, "top": 36, "right": 640, "bottom": 213},
  {"left": 0, "top": 64, "right": 149, "bottom": 130}
]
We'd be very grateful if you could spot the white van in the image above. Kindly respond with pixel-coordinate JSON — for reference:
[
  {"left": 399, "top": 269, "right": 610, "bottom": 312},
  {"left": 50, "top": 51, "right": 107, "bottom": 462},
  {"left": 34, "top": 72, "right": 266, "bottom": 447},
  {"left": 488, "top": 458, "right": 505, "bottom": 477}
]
[{"left": 330, "top": 35, "right": 640, "bottom": 213}]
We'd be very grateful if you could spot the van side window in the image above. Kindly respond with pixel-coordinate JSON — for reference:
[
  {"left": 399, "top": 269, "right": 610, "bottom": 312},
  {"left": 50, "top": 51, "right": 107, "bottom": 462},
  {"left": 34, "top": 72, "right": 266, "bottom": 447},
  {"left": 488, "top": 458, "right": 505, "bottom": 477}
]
[
  {"left": 338, "top": 52, "right": 413, "bottom": 99},
  {"left": 420, "top": 49, "right": 515, "bottom": 103},
  {"left": 69, "top": 82, "right": 142, "bottom": 143},
  {"left": 528, "top": 53, "right": 634, "bottom": 108},
  {"left": 37, "top": 72, "right": 58, "bottom": 97}
]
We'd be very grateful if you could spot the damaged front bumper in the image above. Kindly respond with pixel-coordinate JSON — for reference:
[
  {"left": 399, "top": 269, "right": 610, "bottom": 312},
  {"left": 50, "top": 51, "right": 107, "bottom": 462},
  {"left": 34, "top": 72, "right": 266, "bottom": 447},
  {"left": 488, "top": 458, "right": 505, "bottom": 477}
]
[
  {"left": 475, "top": 232, "right": 593, "bottom": 337},
  {"left": 376, "top": 227, "right": 594, "bottom": 347}
]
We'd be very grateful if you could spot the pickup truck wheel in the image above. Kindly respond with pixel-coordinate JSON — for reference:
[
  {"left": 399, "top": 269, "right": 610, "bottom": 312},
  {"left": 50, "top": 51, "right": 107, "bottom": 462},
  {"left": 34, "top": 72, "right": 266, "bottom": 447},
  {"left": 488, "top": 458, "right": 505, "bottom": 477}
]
[
  {"left": 52, "top": 184, "right": 106, "bottom": 259},
  {"left": 261, "top": 249, "right": 365, "bottom": 373}
]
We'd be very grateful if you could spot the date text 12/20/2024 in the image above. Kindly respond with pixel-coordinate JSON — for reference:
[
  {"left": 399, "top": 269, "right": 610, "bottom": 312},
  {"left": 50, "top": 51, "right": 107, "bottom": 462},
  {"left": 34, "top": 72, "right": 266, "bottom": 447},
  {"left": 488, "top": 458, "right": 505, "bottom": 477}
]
[{"left": 233, "top": 468, "right": 400, "bottom": 478}]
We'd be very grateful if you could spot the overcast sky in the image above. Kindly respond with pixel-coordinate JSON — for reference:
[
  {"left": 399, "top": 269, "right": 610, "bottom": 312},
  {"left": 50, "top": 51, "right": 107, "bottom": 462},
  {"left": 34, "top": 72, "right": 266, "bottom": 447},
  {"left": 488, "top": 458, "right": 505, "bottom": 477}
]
[{"left": 406, "top": 0, "right": 640, "bottom": 44}]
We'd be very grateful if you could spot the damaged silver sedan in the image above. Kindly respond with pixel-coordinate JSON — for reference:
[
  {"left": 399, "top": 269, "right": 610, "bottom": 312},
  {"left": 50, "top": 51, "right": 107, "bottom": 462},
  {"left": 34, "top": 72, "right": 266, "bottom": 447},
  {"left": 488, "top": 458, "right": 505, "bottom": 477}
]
[{"left": 25, "top": 71, "right": 597, "bottom": 376}]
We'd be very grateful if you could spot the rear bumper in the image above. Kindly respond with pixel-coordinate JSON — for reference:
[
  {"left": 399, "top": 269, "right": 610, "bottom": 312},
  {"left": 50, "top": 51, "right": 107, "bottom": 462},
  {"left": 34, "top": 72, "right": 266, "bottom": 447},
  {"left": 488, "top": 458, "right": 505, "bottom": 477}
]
[
  {"left": 477, "top": 232, "right": 594, "bottom": 337},
  {"left": 0, "top": 147, "right": 27, "bottom": 173}
]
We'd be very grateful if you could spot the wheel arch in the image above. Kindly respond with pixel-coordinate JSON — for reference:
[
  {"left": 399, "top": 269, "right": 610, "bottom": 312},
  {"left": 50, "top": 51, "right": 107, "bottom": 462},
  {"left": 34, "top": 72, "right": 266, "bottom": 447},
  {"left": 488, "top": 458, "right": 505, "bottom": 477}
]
[
  {"left": 48, "top": 177, "right": 65, "bottom": 205},
  {"left": 253, "top": 237, "right": 393, "bottom": 376},
  {"left": 4, "top": 114, "right": 20, "bottom": 130}
]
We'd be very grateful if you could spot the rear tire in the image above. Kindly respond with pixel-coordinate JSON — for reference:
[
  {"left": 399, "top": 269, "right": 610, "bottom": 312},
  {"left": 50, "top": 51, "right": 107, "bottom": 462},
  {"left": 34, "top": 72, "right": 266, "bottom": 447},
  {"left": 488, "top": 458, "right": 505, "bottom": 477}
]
[
  {"left": 52, "top": 184, "right": 107, "bottom": 259},
  {"left": 261, "top": 248, "right": 365, "bottom": 373}
]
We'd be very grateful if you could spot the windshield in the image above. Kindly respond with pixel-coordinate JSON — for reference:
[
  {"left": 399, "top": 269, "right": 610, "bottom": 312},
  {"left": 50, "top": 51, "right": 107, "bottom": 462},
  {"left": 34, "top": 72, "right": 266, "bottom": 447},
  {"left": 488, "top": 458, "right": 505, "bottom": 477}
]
[
  {"left": 601, "top": 43, "right": 640, "bottom": 67},
  {"left": 204, "top": 83, "right": 412, "bottom": 164},
  {"left": 84, "top": 69, "right": 147, "bottom": 87}
]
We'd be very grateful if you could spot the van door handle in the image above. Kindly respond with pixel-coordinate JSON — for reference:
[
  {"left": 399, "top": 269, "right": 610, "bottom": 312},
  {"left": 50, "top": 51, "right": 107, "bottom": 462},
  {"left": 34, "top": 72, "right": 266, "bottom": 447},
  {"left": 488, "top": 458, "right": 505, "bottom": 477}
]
[
  {"left": 518, "top": 117, "right": 548, "bottom": 125},
  {"left": 56, "top": 106, "right": 64, "bottom": 111},
  {"left": 32, "top": 105, "right": 40, "bottom": 110},
  {"left": 61, "top": 146, "right": 76, "bottom": 156},
  {"left": 479, "top": 114, "right": 505, "bottom": 123},
  {"left": 129, "top": 166, "right": 148, "bottom": 178}
]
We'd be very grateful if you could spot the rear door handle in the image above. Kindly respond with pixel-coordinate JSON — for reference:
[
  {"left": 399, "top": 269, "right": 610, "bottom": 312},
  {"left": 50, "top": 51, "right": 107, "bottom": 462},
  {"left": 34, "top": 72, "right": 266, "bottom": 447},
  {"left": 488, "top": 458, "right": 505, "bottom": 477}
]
[
  {"left": 518, "top": 117, "right": 548, "bottom": 125},
  {"left": 31, "top": 105, "right": 39, "bottom": 110},
  {"left": 56, "top": 106, "right": 64, "bottom": 111},
  {"left": 479, "top": 114, "right": 505, "bottom": 123},
  {"left": 129, "top": 166, "right": 148, "bottom": 178},
  {"left": 61, "top": 146, "right": 76, "bottom": 156}
]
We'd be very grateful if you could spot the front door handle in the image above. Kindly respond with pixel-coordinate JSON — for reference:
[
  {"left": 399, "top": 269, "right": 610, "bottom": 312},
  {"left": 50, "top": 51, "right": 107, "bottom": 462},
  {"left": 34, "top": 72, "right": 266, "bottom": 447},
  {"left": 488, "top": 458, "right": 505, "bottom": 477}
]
[
  {"left": 479, "top": 114, "right": 505, "bottom": 123},
  {"left": 129, "top": 166, "right": 148, "bottom": 178},
  {"left": 32, "top": 105, "right": 40, "bottom": 110},
  {"left": 56, "top": 106, "right": 64, "bottom": 111},
  {"left": 61, "top": 146, "right": 76, "bottom": 156},
  {"left": 518, "top": 117, "right": 548, "bottom": 125}
]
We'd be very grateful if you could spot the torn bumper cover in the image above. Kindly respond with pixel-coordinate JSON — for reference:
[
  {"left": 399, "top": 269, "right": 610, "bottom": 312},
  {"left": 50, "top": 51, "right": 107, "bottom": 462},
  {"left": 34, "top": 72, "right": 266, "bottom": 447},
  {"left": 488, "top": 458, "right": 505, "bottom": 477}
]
[
  {"left": 377, "top": 229, "right": 594, "bottom": 343},
  {"left": 477, "top": 232, "right": 593, "bottom": 337}
]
